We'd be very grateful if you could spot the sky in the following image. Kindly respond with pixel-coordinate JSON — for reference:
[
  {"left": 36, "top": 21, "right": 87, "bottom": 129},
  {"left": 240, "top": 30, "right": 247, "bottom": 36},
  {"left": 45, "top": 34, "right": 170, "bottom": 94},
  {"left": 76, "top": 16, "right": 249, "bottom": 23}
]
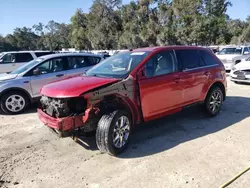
[{"left": 0, "top": 0, "right": 249, "bottom": 36}]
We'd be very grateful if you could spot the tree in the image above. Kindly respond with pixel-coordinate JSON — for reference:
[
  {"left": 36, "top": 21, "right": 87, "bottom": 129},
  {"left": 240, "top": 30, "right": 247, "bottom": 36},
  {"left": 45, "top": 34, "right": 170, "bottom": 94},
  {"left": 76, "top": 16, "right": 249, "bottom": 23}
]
[
  {"left": 87, "top": 0, "right": 122, "bottom": 49},
  {"left": 70, "top": 9, "right": 92, "bottom": 50}
]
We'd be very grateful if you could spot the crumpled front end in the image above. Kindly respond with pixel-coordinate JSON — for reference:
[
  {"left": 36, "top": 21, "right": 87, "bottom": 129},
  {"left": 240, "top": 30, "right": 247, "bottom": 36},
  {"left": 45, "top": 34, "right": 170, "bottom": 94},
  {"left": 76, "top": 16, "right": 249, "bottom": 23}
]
[{"left": 38, "top": 95, "right": 99, "bottom": 136}]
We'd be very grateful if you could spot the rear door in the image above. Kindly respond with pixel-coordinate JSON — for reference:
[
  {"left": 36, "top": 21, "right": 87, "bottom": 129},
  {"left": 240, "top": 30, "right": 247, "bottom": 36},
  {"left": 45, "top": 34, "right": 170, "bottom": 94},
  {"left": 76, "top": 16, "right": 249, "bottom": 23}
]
[
  {"left": 65, "top": 56, "right": 102, "bottom": 77},
  {"left": 138, "top": 50, "right": 183, "bottom": 121},
  {"left": 175, "top": 49, "right": 210, "bottom": 105},
  {"left": 29, "top": 57, "right": 67, "bottom": 97}
]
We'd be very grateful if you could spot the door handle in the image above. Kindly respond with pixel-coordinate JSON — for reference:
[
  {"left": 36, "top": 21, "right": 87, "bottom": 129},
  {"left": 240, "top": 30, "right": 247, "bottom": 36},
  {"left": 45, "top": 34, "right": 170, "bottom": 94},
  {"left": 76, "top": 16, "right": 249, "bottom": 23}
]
[
  {"left": 204, "top": 71, "right": 209, "bottom": 76},
  {"left": 56, "top": 74, "right": 64, "bottom": 77}
]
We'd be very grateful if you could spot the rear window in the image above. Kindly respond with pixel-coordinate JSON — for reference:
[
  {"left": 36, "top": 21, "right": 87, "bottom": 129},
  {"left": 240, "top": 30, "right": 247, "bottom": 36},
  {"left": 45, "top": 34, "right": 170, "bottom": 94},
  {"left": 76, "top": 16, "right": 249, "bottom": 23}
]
[
  {"left": 16, "top": 53, "right": 33, "bottom": 62},
  {"left": 35, "top": 52, "right": 55, "bottom": 57}
]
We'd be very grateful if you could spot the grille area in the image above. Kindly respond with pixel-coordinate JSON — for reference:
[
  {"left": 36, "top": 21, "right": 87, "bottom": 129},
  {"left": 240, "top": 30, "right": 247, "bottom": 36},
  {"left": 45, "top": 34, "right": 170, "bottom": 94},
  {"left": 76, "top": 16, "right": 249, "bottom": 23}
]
[
  {"left": 40, "top": 96, "right": 87, "bottom": 118},
  {"left": 234, "top": 70, "right": 250, "bottom": 75}
]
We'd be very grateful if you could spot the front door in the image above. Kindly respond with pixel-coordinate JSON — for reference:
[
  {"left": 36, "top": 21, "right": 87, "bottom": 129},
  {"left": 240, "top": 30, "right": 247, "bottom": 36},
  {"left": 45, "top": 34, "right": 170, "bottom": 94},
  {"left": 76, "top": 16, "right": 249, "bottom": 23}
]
[
  {"left": 30, "top": 57, "right": 67, "bottom": 97},
  {"left": 138, "top": 50, "right": 183, "bottom": 121}
]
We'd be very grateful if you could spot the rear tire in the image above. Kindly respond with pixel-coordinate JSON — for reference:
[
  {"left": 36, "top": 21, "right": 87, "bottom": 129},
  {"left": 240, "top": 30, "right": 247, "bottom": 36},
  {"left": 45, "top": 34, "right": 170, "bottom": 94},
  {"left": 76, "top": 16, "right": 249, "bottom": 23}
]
[
  {"left": 0, "top": 91, "right": 29, "bottom": 115},
  {"left": 96, "top": 110, "right": 131, "bottom": 156},
  {"left": 204, "top": 87, "right": 223, "bottom": 117}
]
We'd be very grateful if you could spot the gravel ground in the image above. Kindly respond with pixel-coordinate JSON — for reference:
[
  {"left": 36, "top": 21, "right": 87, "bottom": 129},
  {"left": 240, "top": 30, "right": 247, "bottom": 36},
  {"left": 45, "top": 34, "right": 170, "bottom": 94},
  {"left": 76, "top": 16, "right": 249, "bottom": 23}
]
[{"left": 1, "top": 78, "right": 250, "bottom": 188}]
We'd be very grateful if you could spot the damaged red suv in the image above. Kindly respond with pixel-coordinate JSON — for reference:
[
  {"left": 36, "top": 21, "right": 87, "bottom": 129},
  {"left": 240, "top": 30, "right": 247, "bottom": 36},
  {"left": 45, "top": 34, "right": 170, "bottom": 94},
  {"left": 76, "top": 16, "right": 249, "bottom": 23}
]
[{"left": 38, "top": 46, "right": 227, "bottom": 155}]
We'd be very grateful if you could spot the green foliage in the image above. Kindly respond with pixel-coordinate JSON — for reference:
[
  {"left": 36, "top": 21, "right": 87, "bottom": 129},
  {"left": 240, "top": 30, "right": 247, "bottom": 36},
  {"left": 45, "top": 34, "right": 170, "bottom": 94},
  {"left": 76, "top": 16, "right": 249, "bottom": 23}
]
[{"left": 0, "top": 0, "right": 249, "bottom": 52}]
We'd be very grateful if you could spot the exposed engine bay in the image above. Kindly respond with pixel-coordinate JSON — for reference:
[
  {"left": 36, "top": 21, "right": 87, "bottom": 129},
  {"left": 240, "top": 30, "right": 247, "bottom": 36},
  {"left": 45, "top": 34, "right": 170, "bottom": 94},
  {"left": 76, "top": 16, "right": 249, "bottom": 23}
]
[{"left": 40, "top": 95, "right": 87, "bottom": 118}]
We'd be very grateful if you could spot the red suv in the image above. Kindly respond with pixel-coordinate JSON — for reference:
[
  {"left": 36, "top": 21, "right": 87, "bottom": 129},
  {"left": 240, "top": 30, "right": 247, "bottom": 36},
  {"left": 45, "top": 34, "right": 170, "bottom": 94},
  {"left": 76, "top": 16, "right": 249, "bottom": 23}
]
[{"left": 38, "top": 46, "right": 227, "bottom": 156}]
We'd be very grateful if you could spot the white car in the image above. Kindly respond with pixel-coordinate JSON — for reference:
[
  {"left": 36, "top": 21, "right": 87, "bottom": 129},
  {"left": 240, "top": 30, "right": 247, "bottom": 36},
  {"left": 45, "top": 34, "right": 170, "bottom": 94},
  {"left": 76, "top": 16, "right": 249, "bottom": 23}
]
[
  {"left": 0, "top": 51, "right": 55, "bottom": 73},
  {"left": 230, "top": 56, "right": 250, "bottom": 83},
  {"left": 216, "top": 46, "right": 250, "bottom": 71}
]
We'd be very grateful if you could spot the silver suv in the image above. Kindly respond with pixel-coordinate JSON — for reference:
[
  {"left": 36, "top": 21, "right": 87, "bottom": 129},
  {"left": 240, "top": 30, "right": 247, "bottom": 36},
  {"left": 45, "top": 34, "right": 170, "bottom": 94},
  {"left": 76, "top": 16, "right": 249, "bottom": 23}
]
[{"left": 0, "top": 53, "right": 103, "bottom": 114}]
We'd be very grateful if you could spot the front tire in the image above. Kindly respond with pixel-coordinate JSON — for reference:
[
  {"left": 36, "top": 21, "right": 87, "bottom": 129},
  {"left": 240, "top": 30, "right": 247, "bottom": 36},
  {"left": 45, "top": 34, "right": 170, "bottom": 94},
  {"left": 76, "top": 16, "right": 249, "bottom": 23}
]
[
  {"left": 96, "top": 110, "right": 131, "bottom": 156},
  {"left": 204, "top": 87, "right": 223, "bottom": 117},
  {"left": 0, "top": 91, "right": 29, "bottom": 115}
]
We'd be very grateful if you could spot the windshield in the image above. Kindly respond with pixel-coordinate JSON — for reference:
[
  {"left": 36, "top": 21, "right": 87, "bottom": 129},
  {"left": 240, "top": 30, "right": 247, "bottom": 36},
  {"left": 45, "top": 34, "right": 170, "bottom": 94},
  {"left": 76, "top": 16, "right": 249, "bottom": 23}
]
[
  {"left": 86, "top": 51, "right": 150, "bottom": 78},
  {"left": 218, "top": 48, "right": 242, "bottom": 55},
  {"left": 10, "top": 58, "right": 44, "bottom": 74}
]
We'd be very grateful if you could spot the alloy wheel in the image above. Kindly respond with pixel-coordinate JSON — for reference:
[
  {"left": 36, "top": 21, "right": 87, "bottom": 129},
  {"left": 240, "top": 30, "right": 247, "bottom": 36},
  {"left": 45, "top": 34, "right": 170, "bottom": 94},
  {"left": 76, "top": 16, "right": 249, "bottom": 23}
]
[
  {"left": 112, "top": 116, "right": 130, "bottom": 148},
  {"left": 209, "top": 90, "right": 222, "bottom": 114},
  {"left": 5, "top": 95, "right": 25, "bottom": 113}
]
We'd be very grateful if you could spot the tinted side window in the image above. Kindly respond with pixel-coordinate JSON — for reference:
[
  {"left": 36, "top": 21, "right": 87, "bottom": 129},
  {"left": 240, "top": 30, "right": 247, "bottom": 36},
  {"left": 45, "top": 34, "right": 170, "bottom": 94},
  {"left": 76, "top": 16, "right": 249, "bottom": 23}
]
[
  {"left": 87, "top": 56, "right": 101, "bottom": 65},
  {"left": 175, "top": 50, "right": 202, "bottom": 70},
  {"left": 67, "top": 56, "right": 87, "bottom": 69},
  {"left": 16, "top": 53, "right": 33, "bottom": 62},
  {"left": 199, "top": 50, "right": 218, "bottom": 66},
  {"left": 145, "top": 50, "right": 177, "bottom": 78},
  {"left": 35, "top": 52, "right": 55, "bottom": 57}
]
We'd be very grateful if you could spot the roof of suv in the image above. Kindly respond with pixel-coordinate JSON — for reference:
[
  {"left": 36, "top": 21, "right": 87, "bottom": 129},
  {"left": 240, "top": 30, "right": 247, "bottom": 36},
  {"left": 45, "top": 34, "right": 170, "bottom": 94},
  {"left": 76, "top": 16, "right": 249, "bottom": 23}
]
[
  {"left": 132, "top": 45, "right": 211, "bottom": 52},
  {"left": 1, "top": 51, "right": 53, "bottom": 54},
  {"left": 38, "top": 53, "right": 102, "bottom": 60}
]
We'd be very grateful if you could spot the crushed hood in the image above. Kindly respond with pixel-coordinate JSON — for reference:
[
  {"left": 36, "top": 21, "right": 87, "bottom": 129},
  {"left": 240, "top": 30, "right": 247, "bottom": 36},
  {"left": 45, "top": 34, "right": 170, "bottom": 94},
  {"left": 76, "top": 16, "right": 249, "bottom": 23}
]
[
  {"left": 234, "top": 60, "right": 250, "bottom": 70},
  {"left": 41, "top": 76, "right": 119, "bottom": 98},
  {"left": 0, "top": 73, "right": 18, "bottom": 81}
]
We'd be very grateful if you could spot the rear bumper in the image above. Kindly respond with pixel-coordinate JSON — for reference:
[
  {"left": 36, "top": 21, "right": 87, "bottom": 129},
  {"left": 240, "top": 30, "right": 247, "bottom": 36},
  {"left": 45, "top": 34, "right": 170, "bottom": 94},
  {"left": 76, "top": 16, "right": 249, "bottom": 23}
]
[{"left": 37, "top": 109, "right": 85, "bottom": 132}]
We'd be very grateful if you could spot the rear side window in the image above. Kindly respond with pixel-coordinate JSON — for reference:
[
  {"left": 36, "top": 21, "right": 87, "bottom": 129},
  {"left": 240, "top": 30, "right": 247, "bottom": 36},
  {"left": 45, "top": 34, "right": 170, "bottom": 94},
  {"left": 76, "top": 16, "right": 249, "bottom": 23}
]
[
  {"left": 68, "top": 56, "right": 86, "bottom": 69},
  {"left": 35, "top": 52, "right": 55, "bottom": 57},
  {"left": 16, "top": 53, "right": 33, "bottom": 62},
  {"left": 199, "top": 50, "right": 218, "bottom": 66},
  {"left": 175, "top": 50, "right": 204, "bottom": 70},
  {"left": 67, "top": 56, "right": 100, "bottom": 69},
  {"left": 87, "top": 56, "right": 101, "bottom": 65}
]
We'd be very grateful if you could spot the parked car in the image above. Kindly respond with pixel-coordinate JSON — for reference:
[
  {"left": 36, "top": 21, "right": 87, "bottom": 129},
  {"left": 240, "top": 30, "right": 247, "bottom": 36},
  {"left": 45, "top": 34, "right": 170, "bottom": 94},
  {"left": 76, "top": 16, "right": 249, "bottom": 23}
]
[
  {"left": 38, "top": 46, "right": 227, "bottom": 156},
  {"left": 230, "top": 56, "right": 250, "bottom": 84},
  {"left": 0, "top": 51, "right": 55, "bottom": 73},
  {"left": 216, "top": 46, "right": 250, "bottom": 71},
  {"left": 0, "top": 53, "right": 103, "bottom": 114}
]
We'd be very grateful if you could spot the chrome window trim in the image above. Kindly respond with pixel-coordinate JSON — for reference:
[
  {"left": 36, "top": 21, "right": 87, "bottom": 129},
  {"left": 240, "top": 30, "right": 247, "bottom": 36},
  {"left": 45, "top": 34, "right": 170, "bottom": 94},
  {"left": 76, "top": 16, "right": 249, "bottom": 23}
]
[{"left": 183, "top": 64, "right": 218, "bottom": 72}]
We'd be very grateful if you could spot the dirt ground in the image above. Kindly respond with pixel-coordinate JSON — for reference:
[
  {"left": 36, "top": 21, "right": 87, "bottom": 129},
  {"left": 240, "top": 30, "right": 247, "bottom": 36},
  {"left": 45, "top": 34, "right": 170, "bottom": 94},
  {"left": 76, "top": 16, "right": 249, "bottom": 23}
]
[{"left": 1, "top": 78, "right": 250, "bottom": 188}]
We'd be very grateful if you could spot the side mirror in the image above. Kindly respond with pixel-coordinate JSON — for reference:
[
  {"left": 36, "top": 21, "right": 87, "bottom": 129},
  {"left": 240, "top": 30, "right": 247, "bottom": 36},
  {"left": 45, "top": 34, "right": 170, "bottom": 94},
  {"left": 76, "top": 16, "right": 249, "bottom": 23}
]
[
  {"left": 243, "top": 51, "right": 249, "bottom": 55},
  {"left": 215, "top": 52, "right": 219, "bottom": 55},
  {"left": 0, "top": 59, "right": 3, "bottom": 63},
  {"left": 33, "top": 68, "right": 41, "bottom": 76}
]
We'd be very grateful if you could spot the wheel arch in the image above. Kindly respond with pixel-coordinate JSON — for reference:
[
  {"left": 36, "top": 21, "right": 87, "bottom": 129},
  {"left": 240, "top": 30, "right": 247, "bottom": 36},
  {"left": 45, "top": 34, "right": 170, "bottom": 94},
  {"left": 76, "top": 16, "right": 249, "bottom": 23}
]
[
  {"left": 0, "top": 87, "right": 32, "bottom": 102},
  {"left": 206, "top": 82, "right": 226, "bottom": 101},
  {"left": 97, "top": 94, "right": 140, "bottom": 126}
]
